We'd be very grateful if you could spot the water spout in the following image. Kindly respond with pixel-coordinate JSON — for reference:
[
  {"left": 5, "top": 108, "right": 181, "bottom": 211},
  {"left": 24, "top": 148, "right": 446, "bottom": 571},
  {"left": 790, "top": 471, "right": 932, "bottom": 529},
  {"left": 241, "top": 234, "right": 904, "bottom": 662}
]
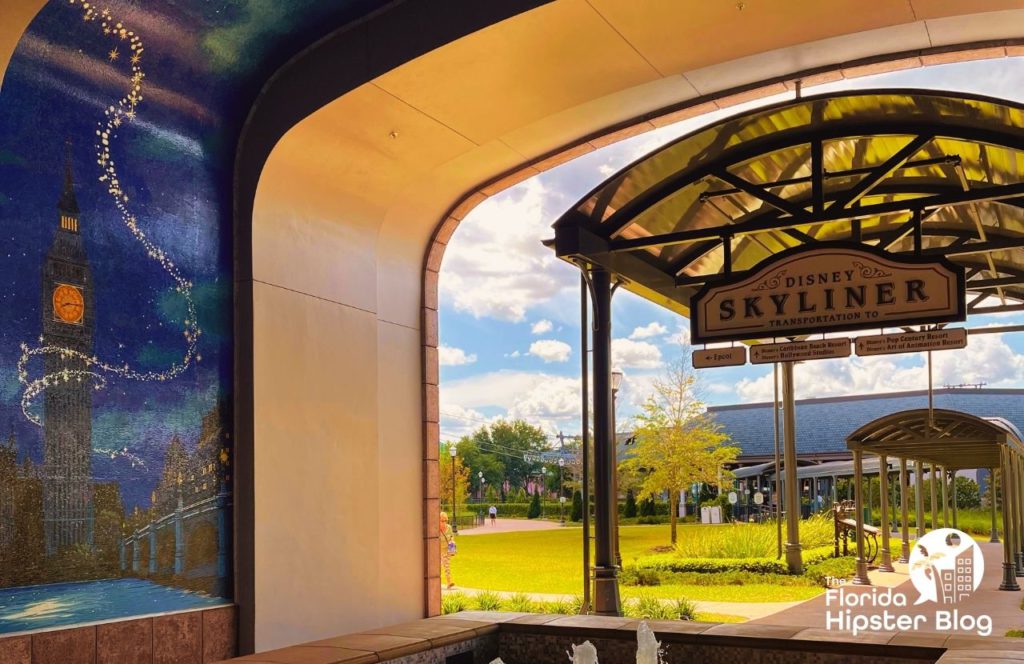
[
  {"left": 635, "top": 621, "right": 663, "bottom": 664},
  {"left": 568, "top": 640, "right": 599, "bottom": 664}
]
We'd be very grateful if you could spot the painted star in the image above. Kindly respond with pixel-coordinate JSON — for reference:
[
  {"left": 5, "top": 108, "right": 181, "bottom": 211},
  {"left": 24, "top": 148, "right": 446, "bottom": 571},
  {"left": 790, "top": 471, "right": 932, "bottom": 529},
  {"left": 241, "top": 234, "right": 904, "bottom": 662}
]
[
  {"left": 108, "top": 48, "right": 119, "bottom": 61},
  {"left": 130, "top": 54, "right": 141, "bottom": 65}
]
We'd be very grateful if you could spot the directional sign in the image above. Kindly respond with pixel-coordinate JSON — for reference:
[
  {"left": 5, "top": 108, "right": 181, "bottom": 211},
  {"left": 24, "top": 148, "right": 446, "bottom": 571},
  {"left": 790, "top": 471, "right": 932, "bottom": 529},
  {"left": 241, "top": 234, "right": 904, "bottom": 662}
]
[
  {"left": 750, "top": 338, "right": 851, "bottom": 364},
  {"left": 855, "top": 328, "right": 967, "bottom": 357},
  {"left": 693, "top": 346, "right": 746, "bottom": 369},
  {"left": 690, "top": 242, "right": 965, "bottom": 343}
]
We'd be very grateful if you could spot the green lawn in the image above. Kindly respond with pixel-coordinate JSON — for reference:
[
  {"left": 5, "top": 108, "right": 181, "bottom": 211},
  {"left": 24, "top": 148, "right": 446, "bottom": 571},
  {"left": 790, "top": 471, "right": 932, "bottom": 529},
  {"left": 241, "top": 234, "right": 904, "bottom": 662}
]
[{"left": 451, "top": 524, "right": 825, "bottom": 603}]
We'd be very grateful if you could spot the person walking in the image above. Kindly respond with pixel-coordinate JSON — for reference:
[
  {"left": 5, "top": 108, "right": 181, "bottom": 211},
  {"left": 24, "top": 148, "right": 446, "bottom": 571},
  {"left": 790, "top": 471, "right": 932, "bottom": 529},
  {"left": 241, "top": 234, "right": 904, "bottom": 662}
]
[
  {"left": 440, "top": 511, "right": 456, "bottom": 588},
  {"left": 488, "top": 504, "right": 497, "bottom": 526}
]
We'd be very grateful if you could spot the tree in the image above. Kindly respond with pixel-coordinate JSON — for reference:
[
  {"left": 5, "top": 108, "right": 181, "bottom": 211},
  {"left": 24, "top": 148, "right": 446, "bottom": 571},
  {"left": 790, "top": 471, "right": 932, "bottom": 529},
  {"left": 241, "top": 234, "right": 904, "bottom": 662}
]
[
  {"left": 440, "top": 442, "right": 470, "bottom": 518},
  {"left": 455, "top": 420, "right": 550, "bottom": 495},
  {"left": 624, "top": 359, "right": 739, "bottom": 545},
  {"left": 953, "top": 476, "right": 981, "bottom": 509},
  {"left": 527, "top": 489, "right": 542, "bottom": 519},
  {"left": 570, "top": 489, "right": 583, "bottom": 522},
  {"left": 624, "top": 489, "right": 638, "bottom": 518}
]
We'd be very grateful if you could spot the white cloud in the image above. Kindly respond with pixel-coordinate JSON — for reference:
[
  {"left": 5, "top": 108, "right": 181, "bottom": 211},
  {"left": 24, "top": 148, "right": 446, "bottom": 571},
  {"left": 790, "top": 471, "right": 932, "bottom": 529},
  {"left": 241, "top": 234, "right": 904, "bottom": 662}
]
[
  {"left": 629, "top": 322, "right": 667, "bottom": 340},
  {"left": 531, "top": 319, "right": 554, "bottom": 334},
  {"left": 667, "top": 327, "right": 691, "bottom": 346},
  {"left": 438, "top": 344, "right": 477, "bottom": 366},
  {"left": 733, "top": 333, "right": 1024, "bottom": 402},
  {"left": 612, "top": 338, "right": 662, "bottom": 369},
  {"left": 439, "top": 402, "right": 496, "bottom": 440},
  {"left": 442, "top": 370, "right": 582, "bottom": 434},
  {"left": 439, "top": 180, "right": 575, "bottom": 322},
  {"left": 505, "top": 350, "right": 522, "bottom": 358},
  {"left": 529, "top": 339, "right": 572, "bottom": 363}
]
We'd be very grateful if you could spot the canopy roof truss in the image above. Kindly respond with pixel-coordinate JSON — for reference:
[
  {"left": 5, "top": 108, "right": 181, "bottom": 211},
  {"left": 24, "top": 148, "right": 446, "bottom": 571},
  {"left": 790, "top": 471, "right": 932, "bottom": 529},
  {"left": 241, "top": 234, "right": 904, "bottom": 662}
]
[
  {"left": 551, "top": 90, "right": 1024, "bottom": 323},
  {"left": 846, "top": 408, "right": 1024, "bottom": 469}
]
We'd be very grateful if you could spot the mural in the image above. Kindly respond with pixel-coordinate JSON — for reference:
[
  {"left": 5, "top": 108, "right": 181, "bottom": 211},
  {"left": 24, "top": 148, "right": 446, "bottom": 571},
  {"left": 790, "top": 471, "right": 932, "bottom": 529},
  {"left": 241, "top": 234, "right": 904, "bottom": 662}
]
[{"left": 0, "top": 0, "right": 239, "bottom": 633}]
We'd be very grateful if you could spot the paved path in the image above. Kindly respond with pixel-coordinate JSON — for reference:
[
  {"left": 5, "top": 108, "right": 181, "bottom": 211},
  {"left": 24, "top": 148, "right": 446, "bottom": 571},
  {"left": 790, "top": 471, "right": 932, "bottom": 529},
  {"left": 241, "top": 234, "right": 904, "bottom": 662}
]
[
  {"left": 444, "top": 586, "right": 804, "bottom": 620},
  {"left": 753, "top": 542, "right": 1024, "bottom": 636},
  {"left": 458, "top": 518, "right": 563, "bottom": 535}
]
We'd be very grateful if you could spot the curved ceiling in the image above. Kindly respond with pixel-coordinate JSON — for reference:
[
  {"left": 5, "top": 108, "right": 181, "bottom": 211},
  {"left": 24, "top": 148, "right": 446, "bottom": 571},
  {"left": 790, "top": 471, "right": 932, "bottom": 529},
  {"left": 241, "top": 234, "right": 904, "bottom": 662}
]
[{"left": 552, "top": 90, "right": 1024, "bottom": 319}]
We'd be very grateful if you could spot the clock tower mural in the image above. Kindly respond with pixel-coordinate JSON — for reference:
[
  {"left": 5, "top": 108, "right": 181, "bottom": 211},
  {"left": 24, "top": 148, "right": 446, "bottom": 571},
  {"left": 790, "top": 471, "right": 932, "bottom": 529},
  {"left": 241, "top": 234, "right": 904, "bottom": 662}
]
[
  {"left": 41, "top": 142, "right": 96, "bottom": 555},
  {"left": 0, "top": 0, "right": 251, "bottom": 634}
]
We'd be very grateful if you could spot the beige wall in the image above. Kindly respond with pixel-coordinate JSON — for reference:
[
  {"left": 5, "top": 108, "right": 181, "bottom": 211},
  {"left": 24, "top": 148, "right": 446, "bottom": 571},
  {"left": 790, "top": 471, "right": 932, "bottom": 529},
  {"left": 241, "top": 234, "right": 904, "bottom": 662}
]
[{"left": 250, "top": 2, "right": 1024, "bottom": 648}]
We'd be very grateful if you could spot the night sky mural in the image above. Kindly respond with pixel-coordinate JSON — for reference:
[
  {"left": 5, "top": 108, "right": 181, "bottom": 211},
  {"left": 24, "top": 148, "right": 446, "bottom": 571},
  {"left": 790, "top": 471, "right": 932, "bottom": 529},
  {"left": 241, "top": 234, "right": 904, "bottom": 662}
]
[
  {"left": 0, "top": 0, "right": 390, "bottom": 634},
  {"left": 0, "top": 0, "right": 245, "bottom": 633}
]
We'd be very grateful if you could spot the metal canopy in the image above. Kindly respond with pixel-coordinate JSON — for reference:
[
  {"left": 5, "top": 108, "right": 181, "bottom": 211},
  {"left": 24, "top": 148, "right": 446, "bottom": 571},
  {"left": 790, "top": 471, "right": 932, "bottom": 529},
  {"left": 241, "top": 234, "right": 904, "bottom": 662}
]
[
  {"left": 846, "top": 408, "right": 1024, "bottom": 469},
  {"left": 550, "top": 90, "right": 1024, "bottom": 325}
]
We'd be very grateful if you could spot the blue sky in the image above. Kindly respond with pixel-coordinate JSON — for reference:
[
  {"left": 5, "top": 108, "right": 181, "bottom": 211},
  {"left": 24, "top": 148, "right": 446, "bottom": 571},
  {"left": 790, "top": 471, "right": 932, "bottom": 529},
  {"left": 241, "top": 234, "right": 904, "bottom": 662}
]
[{"left": 438, "top": 58, "right": 1024, "bottom": 443}]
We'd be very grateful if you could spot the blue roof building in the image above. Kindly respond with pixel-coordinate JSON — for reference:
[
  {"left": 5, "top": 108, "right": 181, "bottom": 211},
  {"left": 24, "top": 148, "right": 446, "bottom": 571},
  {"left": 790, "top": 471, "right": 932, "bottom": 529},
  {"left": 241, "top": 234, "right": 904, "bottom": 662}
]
[{"left": 708, "top": 388, "right": 1024, "bottom": 463}]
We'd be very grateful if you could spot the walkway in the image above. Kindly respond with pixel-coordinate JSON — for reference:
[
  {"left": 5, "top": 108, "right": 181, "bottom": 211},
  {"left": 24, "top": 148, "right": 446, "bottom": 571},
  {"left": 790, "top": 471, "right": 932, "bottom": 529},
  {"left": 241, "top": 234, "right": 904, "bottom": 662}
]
[
  {"left": 754, "top": 542, "right": 1024, "bottom": 636},
  {"left": 444, "top": 586, "right": 803, "bottom": 620},
  {"left": 458, "top": 518, "right": 562, "bottom": 536}
]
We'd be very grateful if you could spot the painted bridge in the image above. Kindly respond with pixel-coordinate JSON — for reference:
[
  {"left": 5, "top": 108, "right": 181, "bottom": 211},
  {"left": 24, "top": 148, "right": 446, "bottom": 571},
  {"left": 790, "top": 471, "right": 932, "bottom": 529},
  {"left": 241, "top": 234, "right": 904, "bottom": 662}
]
[{"left": 120, "top": 491, "right": 231, "bottom": 590}]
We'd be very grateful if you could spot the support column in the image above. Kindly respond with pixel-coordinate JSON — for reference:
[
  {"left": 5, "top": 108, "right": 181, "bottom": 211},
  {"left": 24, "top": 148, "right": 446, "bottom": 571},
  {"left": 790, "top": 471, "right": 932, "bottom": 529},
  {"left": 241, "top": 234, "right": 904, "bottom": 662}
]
[
  {"left": 999, "top": 450, "right": 1019, "bottom": 590},
  {"left": 781, "top": 361, "right": 802, "bottom": 574},
  {"left": 1017, "top": 456, "right": 1024, "bottom": 575},
  {"left": 929, "top": 465, "right": 939, "bottom": 532},
  {"left": 990, "top": 467, "right": 1001, "bottom": 544},
  {"left": 946, "top": 471, "right": 954, "bottom": 528},
  {"left": 914, "top": 460, "right": 925, "bottom": 539},
  {"left": 1013, "top": 455, "right": 1024, "bottom": 577},
  {"left": 590, "top": 267, "right": 620, "bottom": 616},
  {"left": 119, "top": 538, "right": 126, "bottom": 572},
  {"left": 899, "top": 458, "right": 910, "bottom": 563},
  {"left": 148, "top": 527, "right": 156, "bottom": 575},
  {"left": 132, "top": 538, "right": 140, "bottom": 573},
  {"left": 878, "top": 454, "right": 893, "bottom": 572},
  {"left": 853, "top": 450, "right": 870, "bottom": 585},
  {"left": 174, "top": 492, "right": 185, "bottom": 576},
  {"left": 940, "top": 466, "right": 949, "bottom": 527}
]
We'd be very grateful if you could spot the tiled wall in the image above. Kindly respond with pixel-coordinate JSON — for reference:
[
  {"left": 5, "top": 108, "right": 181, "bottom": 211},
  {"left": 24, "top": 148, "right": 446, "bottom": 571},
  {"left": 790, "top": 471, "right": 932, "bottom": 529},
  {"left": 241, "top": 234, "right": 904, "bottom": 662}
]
[{"left": 0, "top": 605, "right": 235, "bottom": 664}]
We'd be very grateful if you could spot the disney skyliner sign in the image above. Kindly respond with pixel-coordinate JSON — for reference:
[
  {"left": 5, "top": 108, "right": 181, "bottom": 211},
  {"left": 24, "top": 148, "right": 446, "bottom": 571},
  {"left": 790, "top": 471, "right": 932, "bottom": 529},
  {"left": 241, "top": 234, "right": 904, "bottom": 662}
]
[{"left": 690, "top": 243, "right": 993, "bottom": 636}]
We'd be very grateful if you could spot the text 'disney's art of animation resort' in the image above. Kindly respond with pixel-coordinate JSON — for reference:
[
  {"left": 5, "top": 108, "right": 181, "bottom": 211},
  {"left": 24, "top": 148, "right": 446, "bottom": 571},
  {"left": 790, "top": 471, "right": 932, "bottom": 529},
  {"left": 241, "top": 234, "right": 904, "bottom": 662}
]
[{"left": 4, "top": 2, "right": 1024, "bottom": 663}]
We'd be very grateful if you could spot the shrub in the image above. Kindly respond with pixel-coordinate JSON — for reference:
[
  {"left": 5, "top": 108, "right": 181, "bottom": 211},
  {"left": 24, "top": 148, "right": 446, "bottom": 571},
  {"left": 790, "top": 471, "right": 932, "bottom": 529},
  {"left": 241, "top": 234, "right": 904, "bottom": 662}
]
[
  {"left": 625, "top": 593, "right": 674, "bottom": 620},
  {"left": 954, "top": 476, "right": 981, "bottom": 509},
  {"left": 541, "top": 599, "right": 574, "bottom": 614},
  {"left": 631, "top": 545, "right": 837, "bottom": 576},
  {"left": 803, "top": 555, "right": 857, "bottom": 586},
  {"left": 636, "top": 515, "right": 666, "bottom": 525},
  {"left": 442, "top": 592, "right": 471, "bottom": 615},
  {"left": 527, "top": 491, "right": 542, "bottom": 519},
  {"left": 640, "top": 497, "right": 656, "bottom": 517},
  {"left": 571, "top": 490, "right": 583, "bottom": 522},
  {"left": 474, "top": 591, "right": 503, "bottom": 611},
  {"left": 506, "top": 592, "right": 538, "bottom": 613},
  {"left": 620, "top": 567, "right": 661, "bottom": 587},
  {"left": 625, "top": 489, "right": 638, "bottom": 518},
  {"left": 673, "top": 597, "right": 697, "bottom": 621}
]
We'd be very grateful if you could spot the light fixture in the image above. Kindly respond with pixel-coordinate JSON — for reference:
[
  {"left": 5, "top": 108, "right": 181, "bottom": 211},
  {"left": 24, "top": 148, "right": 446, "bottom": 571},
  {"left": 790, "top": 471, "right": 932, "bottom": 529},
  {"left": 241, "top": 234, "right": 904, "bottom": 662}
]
[
  {"left": 611, "top": 369, "right": 623, "bottom": 393},
  {"left": 449, "top": 443, "right": 457, "bottom": 458}
]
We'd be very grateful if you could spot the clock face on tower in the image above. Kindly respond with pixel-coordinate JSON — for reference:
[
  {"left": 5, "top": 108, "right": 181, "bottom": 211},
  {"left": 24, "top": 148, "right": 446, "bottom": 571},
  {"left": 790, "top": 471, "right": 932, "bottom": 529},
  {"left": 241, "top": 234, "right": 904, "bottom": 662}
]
[{"left": 52, "top": 283, "right": 85, "bottom": 324}]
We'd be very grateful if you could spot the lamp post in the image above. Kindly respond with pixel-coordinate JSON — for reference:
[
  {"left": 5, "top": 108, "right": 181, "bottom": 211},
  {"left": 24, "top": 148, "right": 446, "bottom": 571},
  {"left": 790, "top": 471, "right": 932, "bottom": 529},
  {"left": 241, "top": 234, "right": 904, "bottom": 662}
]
[
  {"left": 478, "top": 471, "right": 484, "bottom": 500},
  {"left": 449, "top": 443, "right": 458, "bottom": 534},
  {"left": 559, "top": 457, "right": 566, "bottom": 525},
  {"left": 611, "top": 369, "right": 623, "bottom": 568},
  {"left": 541, "top": 467, "right": 549, "bottom": 518}
]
